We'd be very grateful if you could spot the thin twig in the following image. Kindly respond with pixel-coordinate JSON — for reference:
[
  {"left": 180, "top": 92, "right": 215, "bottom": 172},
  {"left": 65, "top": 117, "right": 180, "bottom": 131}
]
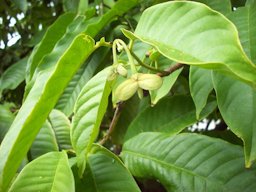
[
  {"left": 157, "top": 63, "right": 185, "bottom": 77},
  {"left": 99, "top": 102, "right": 124, "bottom": 145}
]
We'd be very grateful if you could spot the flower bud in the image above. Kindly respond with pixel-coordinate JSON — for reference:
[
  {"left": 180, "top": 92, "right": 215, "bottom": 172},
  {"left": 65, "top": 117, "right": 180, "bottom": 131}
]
[
  {"left": 116, "top": 64, "right": 128, "bottom": 77},
  {"left": 137, "top": 73, "right": 162, "bottom": 90},
  {"left": 114, "top": 79, "right": 138, "bottom": 101}
]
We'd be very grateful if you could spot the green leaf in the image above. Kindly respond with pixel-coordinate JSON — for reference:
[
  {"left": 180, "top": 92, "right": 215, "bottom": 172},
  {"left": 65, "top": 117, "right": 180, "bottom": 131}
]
[
  {"left": 30, "top": 121, "right": 59, "bottom": 159},
  {"left": 75, "top": 144, "right": 140, "bottom": 192},
  {"left": 26, "top": 12, "right": 76, "bottom": 81},
  {"left": 0, "top": 34, "right": 95, "bottom": 192},
  {"left": 228, "top": 3, "right": 256, "bottom": 63},
  {"left": 49, "top": 109, "right": 72, "bottom": 150},
  {"left": 132, "top": 1, "right": 256, "bottom": 86},
  {"left": 150, "top": 68, "right": 182, "bottom": 105},
  {"left": 189, "top": 66, "right": 214, "bottom": 119},
  {"left": 0, "top": 104, "right": 15, "bottom": 142},
  {"left": 194, "top": 0, "right": 232, "bottom": 15},
  {"left": 212, "top": 72, "right": 256, "bottom": 167},
  {"left": 55, "top": 47, "right": 109, "bottom": 116},
  {"left": 124, "top": 95, "right": 217, "bottom": 141},
  {"left": 71, "top": 68, "right": 112, "bottom": 176},
  {"left": 0, "top": 57, "right": 27, "bottom": 95},
  {"left": 121, "top": 132, "right": 256, "bottom": 192},
  {"left": 9, "top": 152, "right": 74, "bottom": 192}
]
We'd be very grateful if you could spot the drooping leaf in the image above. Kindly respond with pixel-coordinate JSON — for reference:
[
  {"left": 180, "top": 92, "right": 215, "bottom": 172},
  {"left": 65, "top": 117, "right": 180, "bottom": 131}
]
[
  {"left": 55, "top": 47, "right": 109, "bottom": 116},
  {"left": 30, "top": 121, "right": 59, "bottom": 159},
  {"left": 26, "top": 12, "right": 76, "bottom": 81},
  {"left": 71, "top": 68, "right": 112, "bottom": 176},
  {"left": 121, "top": 132, "right": 256, "bottom": 192},
  {"left": 75, "top": 144, "right": 140, "bottom": 192},
  {"left": 0, "top": 104, "right": 15, "bottom": 143},
  {"left": 9, "top": 152, "right": 74, "bottom": 192},
  {"left": 131, "top": 1, "right": 256, "bottom": 86},
  {"left": 124, "top": 95, "right": 217, "bottom": 141},
  {"left": 0, "top": 34, "right": 95, "bottom": 191},
  {"left": 49, "top": 109, "right": 72, "bottom": 150},
  {"left": 228, "top": 3, "right": 256, "bottom": 63},
  {"left": 189, "top": 66, "right": 214, "bottom": 119},
  {"left": 150, "top": 68, "right": 182, "bottom": 105},
  {"left": 0, "top": 57, "right": 28, "bottom": 96},
  {"left": 212, "top": 72, "right": 256, "bottom": 167}
]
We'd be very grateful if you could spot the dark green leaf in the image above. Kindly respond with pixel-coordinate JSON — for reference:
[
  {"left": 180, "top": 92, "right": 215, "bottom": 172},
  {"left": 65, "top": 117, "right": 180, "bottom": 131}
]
[
  {"left": 124, "top": 95, "right": 217, "bottom": 141},
  {"left": 76, "top": 144, "right": 140, "bottom": 192},
  {"left": 121, "top": 132, "right": 256, "bottom": 192},
  {"left": 189, "top": 66, "right": 213, "bottom": 119}
]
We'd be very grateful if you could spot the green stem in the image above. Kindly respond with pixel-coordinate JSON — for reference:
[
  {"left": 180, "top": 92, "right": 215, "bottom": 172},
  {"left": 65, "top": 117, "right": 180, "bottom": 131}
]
[
  {"left": 116, "top": 39, "right": 137, "bottom": 73},
  {"left": 130, "top": 50, "right": 168, "bottom": 74}
]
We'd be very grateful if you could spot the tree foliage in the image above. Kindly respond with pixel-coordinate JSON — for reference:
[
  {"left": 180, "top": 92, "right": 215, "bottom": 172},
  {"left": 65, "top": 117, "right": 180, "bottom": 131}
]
[{"left": 0, "top": 0, "right": 256, "bottom": 191}]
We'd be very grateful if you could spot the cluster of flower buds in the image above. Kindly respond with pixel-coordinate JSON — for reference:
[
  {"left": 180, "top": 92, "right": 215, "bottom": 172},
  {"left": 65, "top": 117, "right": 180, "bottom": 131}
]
[
  {"left": 109, "top": 39, "right": 163, "bottom": 102},
  {"left": 114, "top": 73, "right": 162, "bottom": 101}
]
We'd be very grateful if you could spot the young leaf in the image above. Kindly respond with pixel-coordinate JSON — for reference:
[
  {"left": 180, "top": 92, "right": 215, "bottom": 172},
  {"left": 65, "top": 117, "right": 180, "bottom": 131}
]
[
  {"left": 55, "top": 47, "right": 109, "bottom": 116},
  {"left": 9, "top": 151, "right": 74, "bottom": 192},
  {"left": 49, "top": 109, "right": 72, "bottom": 150},
  {"left": 26, "top": 12, "right": 76, "bottom": 81},
  {"left": 71, "top": 68, "right": 112, "bottom": 176},
  {"left": 228, "top": 3, "right": 256, "bottom": 63},
  {"left": 30, "top": 120, "right": 59, "bottom": 159},
  {"left": 0, "top": 34, "right": 95, "bottom": 191},
  {"left": 189, "top": 66, "right": 214, "bottom": 119},
  {"left": 132, "top": 1, "right": 256, "bottom": 86},
  {"left": 121, "top": 132, "right": 256, "bottom": 192},
  {"left": 75, "top": 144, "right": 140, "bottom": 192},
  {"left": 0, "top": 57, "right": 28, "bottom": 96},
  {"left": 212, "top": 72, "right": 256, "bottom": 167},
  {"left": 124, "top": 95, "right": 216, "bottom": 141}
]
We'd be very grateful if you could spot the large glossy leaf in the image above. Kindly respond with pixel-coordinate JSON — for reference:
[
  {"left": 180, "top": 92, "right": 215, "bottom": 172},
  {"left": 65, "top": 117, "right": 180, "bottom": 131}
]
[
  {"left": 0, "top": 34, "right": 95, "bottom": 191},
  {"left": 212, "top": 72, "right": 256, "bottom": 167},
  {"left": 75, "top": 144, "right": 140, "bottom": 192},
  {"left": 0, "top": 104, "right": 14, "bottom": 143},
  {"left": 26, "top": 12, "right": 76, "bottom": 81},
  {"left": 30, "top": 120, "right": 59, "bottom": 159},
  {"left": 55, "top": 47, "right": 109, "bottom": 116},
  {"left": 71, "top": 68, "right": 112, "bottom": 175},
  {"left": 9, "top": 151, "right": 74, "bottom": 192},
  {"left": 124, "top": 95, "right": 217, "bottom": 141},
  {"left": 189, "top": 66, "right": 213, "bottom": 119},
  {"left": 49, "top": 109, "right": 72, "bottom": 150},
  {"left": 228, "top": 3, "right": 256, "bottom": 63},
  {"left": 131, "top": 1, "right": 256, "bottom": 86},
  {"left": 121, "top": 132, "right": 256, "bottom": 192},
  {"left": 0, "top": 57, "right": 28, "bottom": 96}
]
